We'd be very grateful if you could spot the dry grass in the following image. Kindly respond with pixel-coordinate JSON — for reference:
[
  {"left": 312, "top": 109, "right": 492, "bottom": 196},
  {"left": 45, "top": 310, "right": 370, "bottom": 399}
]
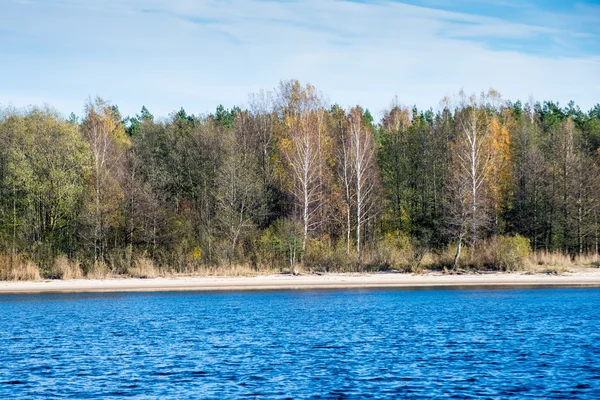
[
  {"left": 529, "top": 251, "right": 572, "bottom": 268},
  {"left": 574, "top": 253, "right": 600, "bottom": 268},
  {"left": 128, "top": 257, "right": 161, "bottom": 279},
  {"left": 50, "top": 256, "right": 83, "bottom": 280},
  {"left": 0, "top": 254, "right": 41, "bottom": 281},
  {"left": 86, "top": 261, "right": 112, "bottom": 279},
  {"left": 523, "top": 251, "right": 600, "bottom": 274},
  {"left": 182, "top": 263, "right": 281, "bottom": 277},
  {"left": 2, "top": 247, "right": 598, "bottom": 281}
]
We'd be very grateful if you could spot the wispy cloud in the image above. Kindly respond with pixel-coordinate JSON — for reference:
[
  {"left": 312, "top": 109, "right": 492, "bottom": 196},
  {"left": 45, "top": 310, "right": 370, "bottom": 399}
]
[{"left": 0, "top": 0, "right": 598, "bottom": 117}]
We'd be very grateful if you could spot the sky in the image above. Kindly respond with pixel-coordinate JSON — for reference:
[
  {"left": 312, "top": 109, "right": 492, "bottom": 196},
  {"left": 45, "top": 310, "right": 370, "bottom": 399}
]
[{"left": 0, "top": 0, "right": 599, "bottom": 119}]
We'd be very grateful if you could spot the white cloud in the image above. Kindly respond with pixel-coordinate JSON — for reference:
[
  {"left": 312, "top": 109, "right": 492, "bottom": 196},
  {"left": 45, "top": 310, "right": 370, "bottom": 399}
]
[{"left": 0, "top": 0, "right": 598, "bottom": 118}]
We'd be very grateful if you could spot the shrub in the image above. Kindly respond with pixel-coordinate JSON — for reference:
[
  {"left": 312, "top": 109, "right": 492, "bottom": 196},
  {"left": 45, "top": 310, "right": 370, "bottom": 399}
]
[
  {"left": 479, "top": 235, "right": 532, "bottom": 271},
  {"left": 106, "top": 248, "right": 132, "bottom": 275},
  {"left": 304, "top": 237, "right": 360, "bottom": 272},
  {"left": 304, "top": 236, "right": 331, "bottom": 271},
  {"left": 359, "top": 234, "right": 410, "bottom": 272}
]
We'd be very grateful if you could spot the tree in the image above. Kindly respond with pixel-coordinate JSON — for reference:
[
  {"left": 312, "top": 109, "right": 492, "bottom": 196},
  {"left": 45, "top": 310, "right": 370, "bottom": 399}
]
[
  {"left": 348, "top": 107, "right": 378, "bottom": 256},
  {"left": 2, "top": 84, "right": 599, "bottom": 277},
  {"left": 216, "top": 111, "right": 265, "bottom": 261},
  {"left": 448, "top": 93, "right": 495, "bottom": 268},
  {"left": 278, "top": 81, "right": 328, "bottom": 263},
  {"left": 488, "top": 115, "right": 512, "bottom": 233},
  {"left": 378, "top": 103, "right": 412, "bottom": 232},
  {"left": 248, "top": 89, "right": 276, "bottom": 185},
  {"left": 81, "top": 97, "right": 130, "bottom": 263},
  {"left": 0, "top": 107, "right": 90, "bottom": 268},
  {"left": 509, "top": 108, "right": 546, "bottom": 251},
  {"left": 332, "top": 106, "right": 354, "bottom": 255}
]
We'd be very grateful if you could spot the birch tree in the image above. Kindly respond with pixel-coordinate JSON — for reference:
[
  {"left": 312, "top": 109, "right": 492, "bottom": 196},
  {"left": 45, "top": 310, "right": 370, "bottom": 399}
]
[
  {"left": 333, "top": 107, "right": 354, "bottom": 255},
  {"left": 278, "top": 81, "right": 328, "bottom": 262},
  {"left": 348, "top": 107, "right": 378, "bottom": 256},
  {"left": 448, "top": 93, "right": 495, "bottom": 268}
]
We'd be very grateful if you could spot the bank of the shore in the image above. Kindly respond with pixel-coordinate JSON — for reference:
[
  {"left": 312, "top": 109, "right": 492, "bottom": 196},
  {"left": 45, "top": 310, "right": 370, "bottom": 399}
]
[{"left": 2, "top": 270, "right": 600, "bottom": 294}]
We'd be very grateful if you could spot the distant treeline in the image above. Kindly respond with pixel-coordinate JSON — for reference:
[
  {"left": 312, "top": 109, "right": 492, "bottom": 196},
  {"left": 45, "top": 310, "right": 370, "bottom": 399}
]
[{"left": 1, "top": 80, "right": 599, "bottom": 275}]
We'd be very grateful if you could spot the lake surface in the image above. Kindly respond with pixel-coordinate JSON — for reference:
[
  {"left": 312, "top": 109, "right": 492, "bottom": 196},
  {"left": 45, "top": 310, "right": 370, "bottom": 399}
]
[{"left": 1, "top": 288, "right": 599, "bottom": 399}]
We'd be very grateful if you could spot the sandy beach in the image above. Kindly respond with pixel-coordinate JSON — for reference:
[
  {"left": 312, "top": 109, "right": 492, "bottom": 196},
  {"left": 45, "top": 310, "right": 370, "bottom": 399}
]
[{"left": 1, "top": 270, "right": 600, "bottom": 294}]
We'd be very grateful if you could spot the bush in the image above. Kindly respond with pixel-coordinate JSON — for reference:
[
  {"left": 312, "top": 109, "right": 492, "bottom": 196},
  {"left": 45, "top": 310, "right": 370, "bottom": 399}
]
[
  {"left": 359, "top": 233, "right": 411, "bottom": 272},
  {"left": 479, "top": 235, "right": 531, "bottom": 271},
  {"left": 304, "top": 237, "right": 359, "bottom": 272},
  {"left": 106, "top": 248, "right": 132, "bottom": 275}
]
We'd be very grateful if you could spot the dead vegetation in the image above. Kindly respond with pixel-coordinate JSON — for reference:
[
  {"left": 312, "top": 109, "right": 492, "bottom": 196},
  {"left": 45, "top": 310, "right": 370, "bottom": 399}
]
[{"left": 1, "top": 247, "right": 599, "bottom": 281}]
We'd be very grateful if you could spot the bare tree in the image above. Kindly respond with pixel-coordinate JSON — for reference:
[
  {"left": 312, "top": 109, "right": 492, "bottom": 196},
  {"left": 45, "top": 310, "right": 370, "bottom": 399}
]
[
  {"left": 348, "top": 107, "right": 378, "bottom": 256},
  {"left": 282, "top": 109, "right": 325, "bottom": 256},
  {"left": 278, "top": 81, "right": 328, "bottom": 261},
  {"left": 248, "top": 90, "right": 275, "bottom": 185},
  {"left": 216, "top": 114, "right": 264, "bottom": 261},
  {"left": 448, "top": 94, "right": 495, "bottom": 268},
  {"left": 333, "top": 108, "right": 354, "bottom": 255}
]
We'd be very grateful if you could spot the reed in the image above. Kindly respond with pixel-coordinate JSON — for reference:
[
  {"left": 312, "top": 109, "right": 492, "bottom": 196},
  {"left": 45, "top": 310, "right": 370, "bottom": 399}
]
[
  {"left": 128, "top": 257, "right": 161, "bottom": 279},
  {"left": 86, "top": 261, "right": 112, "bottom": 279},
  {"left": 50, "top": 255, "right": 84, "bottom": 280},
  {"left": 0, "top": 254, "right": 41, "bottom": 281}
]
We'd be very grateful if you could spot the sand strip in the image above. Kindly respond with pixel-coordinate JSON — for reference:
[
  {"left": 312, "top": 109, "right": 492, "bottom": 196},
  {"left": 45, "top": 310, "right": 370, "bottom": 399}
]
[{"left": 1, "top": 271, "right": 600, "bottom": 294}]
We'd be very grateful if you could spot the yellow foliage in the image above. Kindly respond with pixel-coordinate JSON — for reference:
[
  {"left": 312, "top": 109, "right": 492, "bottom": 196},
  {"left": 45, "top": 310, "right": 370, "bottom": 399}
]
[
  {"left": 489, "top": 116, "right": 512, "bottom": 208},
  {"left": 191, "top": 246, "right": 203, "bottom": 261},
  {"left": 279, "top": 137, "right": 293, "bottom": 151}
]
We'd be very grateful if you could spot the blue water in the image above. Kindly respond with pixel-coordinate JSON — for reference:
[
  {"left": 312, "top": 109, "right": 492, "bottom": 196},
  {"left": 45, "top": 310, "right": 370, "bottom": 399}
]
[{"left": 1, "top": 288, "right": 599, "bottom": 399}]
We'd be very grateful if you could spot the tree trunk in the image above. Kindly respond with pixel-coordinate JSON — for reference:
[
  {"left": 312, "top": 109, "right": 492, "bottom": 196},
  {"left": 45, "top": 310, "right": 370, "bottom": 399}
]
[
  {"left": 595, "top": 209, "right": 599, "bottom": 255},
  {"left": 11, "top": 179, "right": 16, "bottom": 268},
  {"left": 289, "top": 234, "right": 298, "bottom": 275},
  {"left": 471, "top": 124, "right": 477, "bottom": 245},
  {"left": 346, "top": 202, "right": 351, "bottom": 256},
  {"left": 302, "top": 204, "right": 308, "bottom": 257},
  {"left": 452, "top": 236, "right": 462, "bottom": 270},
  {"left": 577, "top": 196, "right": 582, "bottom": 255}
]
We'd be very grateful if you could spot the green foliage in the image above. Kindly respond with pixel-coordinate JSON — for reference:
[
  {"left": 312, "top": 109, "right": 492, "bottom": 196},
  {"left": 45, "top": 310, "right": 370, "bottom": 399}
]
[
  {"left": 0, "top": 108, "right": 90, "bottom": 266},
  {"left": 0, "top": 84, "right": 598, "bottom": 277},
  {"left": 214, "top": 105, "right": 237, "bottom": 129},
  {"left": 256, "top": 220, "right": 287, "bottom": 270},
  {"left": 485, "top": 235, "right": 532, "bottom": 271}
]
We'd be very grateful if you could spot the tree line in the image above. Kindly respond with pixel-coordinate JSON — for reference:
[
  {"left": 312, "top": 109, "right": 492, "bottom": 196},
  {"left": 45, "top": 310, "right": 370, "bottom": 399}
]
[{"left": 1, "top": 80, "right": 599, "bottom": 275}]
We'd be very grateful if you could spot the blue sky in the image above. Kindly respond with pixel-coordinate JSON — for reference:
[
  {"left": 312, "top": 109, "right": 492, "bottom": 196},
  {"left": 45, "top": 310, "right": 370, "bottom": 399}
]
[{"left": 1, "top": 0, "right": 599, "bottom": 118}]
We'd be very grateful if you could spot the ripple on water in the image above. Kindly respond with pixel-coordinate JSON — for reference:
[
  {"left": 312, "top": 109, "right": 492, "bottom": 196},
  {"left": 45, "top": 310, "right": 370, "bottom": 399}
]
[{"left": 0, "top": 288, "right": 600, "bottom": 398}]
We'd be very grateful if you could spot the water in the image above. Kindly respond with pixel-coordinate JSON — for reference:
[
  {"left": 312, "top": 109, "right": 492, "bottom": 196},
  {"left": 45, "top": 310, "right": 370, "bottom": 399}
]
[{"left": 1, "top": 288, "right": 599, "bottom": 399}]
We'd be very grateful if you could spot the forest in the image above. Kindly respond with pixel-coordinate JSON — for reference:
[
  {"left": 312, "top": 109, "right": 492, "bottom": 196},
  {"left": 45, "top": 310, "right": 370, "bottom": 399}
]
[{"left": 1, "top": 80, "right": 599, "bottom": 279}]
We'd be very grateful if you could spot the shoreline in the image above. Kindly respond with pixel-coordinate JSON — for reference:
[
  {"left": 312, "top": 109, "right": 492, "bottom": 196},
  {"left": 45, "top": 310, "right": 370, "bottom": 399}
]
[{"left": 2, "top": 270, "right": 600, "bottom": 294}]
